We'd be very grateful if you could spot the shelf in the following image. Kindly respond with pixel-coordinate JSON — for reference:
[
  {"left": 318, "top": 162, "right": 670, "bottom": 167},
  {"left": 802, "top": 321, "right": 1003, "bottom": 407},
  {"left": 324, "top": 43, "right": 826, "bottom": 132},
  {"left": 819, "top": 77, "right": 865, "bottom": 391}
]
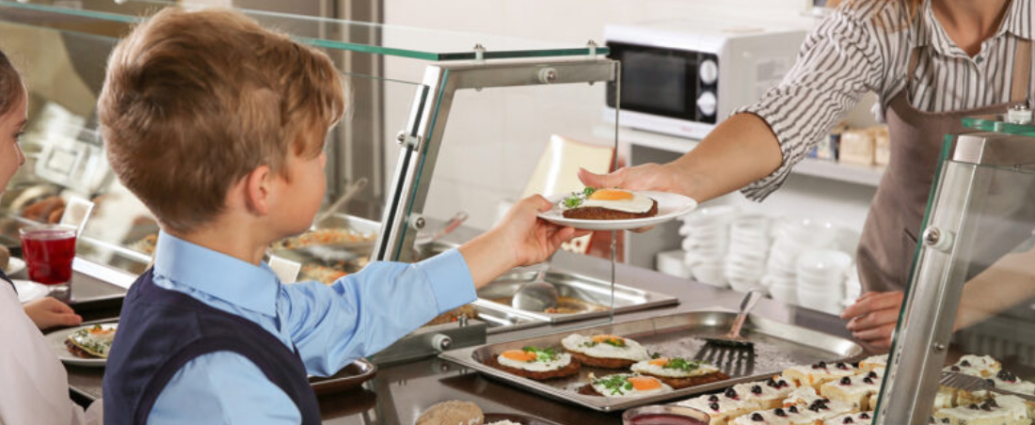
[
  {"left": 600, "top": 126, "right": 885, "bottom": 188},
  {"left": 0, "top": 0, "right": 607, "bottom": 62}
]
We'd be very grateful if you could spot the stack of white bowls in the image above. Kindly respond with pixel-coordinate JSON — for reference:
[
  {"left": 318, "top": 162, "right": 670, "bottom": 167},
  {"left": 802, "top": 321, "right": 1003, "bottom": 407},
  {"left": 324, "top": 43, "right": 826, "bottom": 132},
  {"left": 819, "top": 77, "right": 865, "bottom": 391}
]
[
  {"left": 796, "top": 249, "right": 853, "bottom": 314},
  {"left": 762, "top": 218, "right": 839, "bottom": 305},
  {"left": 680, "top": 206, "right": 738, "bottom": 288},
  {"left": 725, "top": 214, "right": 771, "bottom": 294}
]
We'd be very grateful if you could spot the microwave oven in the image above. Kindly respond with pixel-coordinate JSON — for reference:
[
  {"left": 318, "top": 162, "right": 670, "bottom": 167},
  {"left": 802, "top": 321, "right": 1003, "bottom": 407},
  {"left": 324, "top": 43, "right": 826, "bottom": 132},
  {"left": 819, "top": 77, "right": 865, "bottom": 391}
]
[{"left": 605, "top": 20, "right": 807, "bottom": 140}]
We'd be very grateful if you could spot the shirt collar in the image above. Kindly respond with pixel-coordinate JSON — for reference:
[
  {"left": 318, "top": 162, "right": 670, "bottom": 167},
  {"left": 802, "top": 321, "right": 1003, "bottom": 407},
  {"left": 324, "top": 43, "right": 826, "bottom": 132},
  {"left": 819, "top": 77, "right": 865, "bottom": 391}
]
[
  {"left": 153, "top": 231, "right": 279, "bottom": 317},
  {"left": 915, "top": 0, "right": 1033, "bottom": 55}
]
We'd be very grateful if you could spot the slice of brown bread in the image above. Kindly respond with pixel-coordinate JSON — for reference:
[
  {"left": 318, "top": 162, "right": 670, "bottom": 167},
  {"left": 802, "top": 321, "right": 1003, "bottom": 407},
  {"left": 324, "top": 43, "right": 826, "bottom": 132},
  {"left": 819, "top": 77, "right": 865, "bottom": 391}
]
[{"left": 562, "top": 199, "right": 658, "bottom": 220}]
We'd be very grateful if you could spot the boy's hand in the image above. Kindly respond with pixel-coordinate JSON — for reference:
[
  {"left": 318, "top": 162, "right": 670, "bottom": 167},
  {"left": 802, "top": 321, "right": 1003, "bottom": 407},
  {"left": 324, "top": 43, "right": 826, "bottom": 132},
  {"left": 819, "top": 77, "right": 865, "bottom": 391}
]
[
  {"left": 499, "top": 196, "right": 583, "bottom": 266},
  {"left": 24, "top": 297, "right": 82, "bottom": 331},
  {"left": 460, "top": 196, "right": 585, "bottom": 288}
]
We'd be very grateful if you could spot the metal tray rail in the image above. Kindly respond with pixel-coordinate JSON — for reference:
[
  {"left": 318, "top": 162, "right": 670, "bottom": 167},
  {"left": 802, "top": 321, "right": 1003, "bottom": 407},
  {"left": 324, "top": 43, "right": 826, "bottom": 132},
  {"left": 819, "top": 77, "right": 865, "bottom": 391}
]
[
  {"left": 440, "top": 311, "right": 864, "bottom": 412},
  {"left": 474, "top": 270, "right": 680, "bottom": 323}
]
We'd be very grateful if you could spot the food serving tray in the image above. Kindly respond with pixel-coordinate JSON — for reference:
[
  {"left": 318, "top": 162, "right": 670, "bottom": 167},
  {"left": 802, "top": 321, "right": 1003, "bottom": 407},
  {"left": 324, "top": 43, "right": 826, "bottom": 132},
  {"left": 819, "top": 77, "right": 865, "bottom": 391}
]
[
  {"left": 440, "top": 311, "right": 864, "bottom": 412},
  {"left": 474, "top": 269, "right": 679, "bottom": 323}
]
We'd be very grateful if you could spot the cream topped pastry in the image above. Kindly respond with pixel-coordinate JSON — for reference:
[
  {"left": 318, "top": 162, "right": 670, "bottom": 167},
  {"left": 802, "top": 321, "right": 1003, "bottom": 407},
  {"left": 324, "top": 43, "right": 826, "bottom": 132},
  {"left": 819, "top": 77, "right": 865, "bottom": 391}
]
[
  {"left": 732, "top": 376, "right": 799, "bottom": 410},
  {"left": 679, "top": 389, "right": 766, "bottom": 425},
  {"left": 943, "top": 355, "right": 1001, "bottom": 378},
  {"left": 820, "top": 371, "right": 883, "bottom": 411},
  {"left": 783, "top": 361, "right": 857, "bottom": 390},
  {"left": 822, "top": 412, "right": 874, "bottom": 425},
  {"left": 933, "top": 395, "right": 1029, "bottom": 425},
  {"left": 729, "top": 409, "right": 792, "bottom": 425},
  {"left": 859, "top": 354, "right": 887, "bottom": 372}
]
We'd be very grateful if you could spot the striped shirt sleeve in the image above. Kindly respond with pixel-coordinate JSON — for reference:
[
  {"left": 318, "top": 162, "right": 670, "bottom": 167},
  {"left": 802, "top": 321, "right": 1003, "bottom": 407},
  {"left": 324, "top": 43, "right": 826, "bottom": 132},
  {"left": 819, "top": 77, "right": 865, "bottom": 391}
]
[{"left": 736, "top": 3, "right": 889, "bottom": 201}]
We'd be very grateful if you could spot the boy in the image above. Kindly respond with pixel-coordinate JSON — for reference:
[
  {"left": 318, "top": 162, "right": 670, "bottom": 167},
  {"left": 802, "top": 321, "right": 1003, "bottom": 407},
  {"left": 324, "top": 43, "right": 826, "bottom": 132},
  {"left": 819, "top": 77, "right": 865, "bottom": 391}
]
[{"left": 100, "top": 8, "right": 578, "bottom": 424}]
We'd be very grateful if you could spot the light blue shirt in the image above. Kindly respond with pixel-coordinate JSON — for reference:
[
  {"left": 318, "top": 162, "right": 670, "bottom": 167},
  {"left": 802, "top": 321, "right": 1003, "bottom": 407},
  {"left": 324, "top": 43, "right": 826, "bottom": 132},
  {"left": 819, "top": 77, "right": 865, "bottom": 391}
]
[{"left": 145, "top": 232, "right": 475, "bottom": 424}]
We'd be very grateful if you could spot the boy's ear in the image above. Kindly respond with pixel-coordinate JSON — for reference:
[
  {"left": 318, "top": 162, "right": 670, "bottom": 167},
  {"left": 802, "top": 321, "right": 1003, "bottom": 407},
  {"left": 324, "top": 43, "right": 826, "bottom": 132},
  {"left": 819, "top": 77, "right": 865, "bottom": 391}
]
[{"left": 244, "top": 165, "right": 273, "bottom": 216}]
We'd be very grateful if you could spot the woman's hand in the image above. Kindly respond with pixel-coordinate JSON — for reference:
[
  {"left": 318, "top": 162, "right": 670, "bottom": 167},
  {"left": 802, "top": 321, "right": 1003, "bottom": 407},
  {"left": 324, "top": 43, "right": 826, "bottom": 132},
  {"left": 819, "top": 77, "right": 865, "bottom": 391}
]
[
  {"left": 460, "top": 196, "right": 587, "bottom": 288},
  {"left": 23, "top": 297, "right": 82, "bottom": 331},
  {"left": 841, "top": 291, "right": 904, "bottom": 349},
  {"left": 577, "top": 164, "right": 688, "bottom": 195}
]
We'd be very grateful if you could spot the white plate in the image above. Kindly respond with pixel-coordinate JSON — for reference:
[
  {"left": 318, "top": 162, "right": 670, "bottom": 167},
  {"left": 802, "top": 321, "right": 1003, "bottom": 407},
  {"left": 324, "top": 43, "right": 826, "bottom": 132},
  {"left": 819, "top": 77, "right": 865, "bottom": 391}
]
[
  {"left": 14, "top": 279, "right": 51, "bottom": 303},
  {"left": 5, "top": 257, "right": 25, "bottom": 276},
  {"left": 45, "top": 323, "right": 117, "bottom": 367},
  {"left": 538, "top": 191, "right": 698, "bottom": 231}
]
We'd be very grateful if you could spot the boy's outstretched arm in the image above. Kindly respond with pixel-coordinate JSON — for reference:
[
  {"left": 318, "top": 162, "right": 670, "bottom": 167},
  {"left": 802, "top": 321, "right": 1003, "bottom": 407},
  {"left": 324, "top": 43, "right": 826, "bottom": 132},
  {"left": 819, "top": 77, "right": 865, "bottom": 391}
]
[
  {"left": 460, "top": 195, "right": 581, "bottom": 288},
  {"left": 286, "top": 195, "right": 582, "bottom": 376}
]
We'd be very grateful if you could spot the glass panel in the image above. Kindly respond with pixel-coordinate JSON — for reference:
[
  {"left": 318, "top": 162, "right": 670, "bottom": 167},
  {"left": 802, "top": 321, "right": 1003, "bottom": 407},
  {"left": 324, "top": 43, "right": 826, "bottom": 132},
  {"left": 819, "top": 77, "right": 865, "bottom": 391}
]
[
  {"left": 0, "top": 0, "right": 608, "bottom": 62},
  {"left": 385, "top": 61, "right": 621, "bottom": 326},
  {"left": 0, "top": 21, "right": 432, "bottom": 280},
  {"left": 876, "top": 132, "right": 1035, "bottom": 422},
  {"left": 963, "top": 114, "right": 1035, "bottom": 137}
]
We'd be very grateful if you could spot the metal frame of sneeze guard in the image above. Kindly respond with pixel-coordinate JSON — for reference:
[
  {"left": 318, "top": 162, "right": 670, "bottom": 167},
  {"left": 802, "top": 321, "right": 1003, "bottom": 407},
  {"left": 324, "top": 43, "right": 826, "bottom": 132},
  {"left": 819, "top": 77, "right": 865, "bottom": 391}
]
[
  {"left": 876, "top": 131, "right": 1035, "bottom": 424},
  {"left": 373, "top": 58, "right": 619, "bottom": 262}
]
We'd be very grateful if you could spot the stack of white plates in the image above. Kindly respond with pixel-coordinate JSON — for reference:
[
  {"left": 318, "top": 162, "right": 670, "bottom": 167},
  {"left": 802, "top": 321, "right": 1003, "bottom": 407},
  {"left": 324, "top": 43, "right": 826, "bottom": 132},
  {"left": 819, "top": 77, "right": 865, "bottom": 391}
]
[
  {"left": 796, "top": 249, "right": 853, "bottom": 315},
  {"left": 763, "top": 218, "right": 839, "bottom": 305},
  {"left": 842, "top": 264, "right": 862, "bottom": 308},
  {"left": 680, "top": 205, "right": 738, "bottom": 288},
  {"left": 725, "top": 214, "right": 770, "bottom": 294}
]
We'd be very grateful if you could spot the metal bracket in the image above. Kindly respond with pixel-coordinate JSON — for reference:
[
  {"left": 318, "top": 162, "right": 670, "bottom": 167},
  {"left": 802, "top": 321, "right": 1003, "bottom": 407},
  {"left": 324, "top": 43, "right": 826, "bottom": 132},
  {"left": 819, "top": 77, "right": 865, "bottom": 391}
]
[
  {"left": 923, "top": 226, "right": 955, "bottom": 252},
  {"left": 408, "top": 213, "right": 427, "bottom": 231},
  {"left": 473, "top": 44, "right": 486, "bottom": 64},
  {"left": 395, "top": 130, "right": 422, "bottom": 149},
  {"left": 587, "top": 40, "right": 598, "bottom": 56},
  {"left": 538, "top": 68, "right": 558, "bottom": 84}
]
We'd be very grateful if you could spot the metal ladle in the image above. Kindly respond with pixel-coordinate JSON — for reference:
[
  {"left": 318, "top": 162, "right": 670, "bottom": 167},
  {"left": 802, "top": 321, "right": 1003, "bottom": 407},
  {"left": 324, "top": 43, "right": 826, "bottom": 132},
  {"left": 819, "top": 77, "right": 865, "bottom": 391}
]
[{"left": 511, "top": 265, "right": 559, "bottom": 311}]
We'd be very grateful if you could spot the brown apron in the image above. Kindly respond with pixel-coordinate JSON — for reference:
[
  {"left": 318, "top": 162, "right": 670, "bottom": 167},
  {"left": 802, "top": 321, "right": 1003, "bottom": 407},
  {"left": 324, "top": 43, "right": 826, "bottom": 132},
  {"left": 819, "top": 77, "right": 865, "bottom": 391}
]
[{"left": 856, "top": 39, "right": 1033, "bottom": 293}]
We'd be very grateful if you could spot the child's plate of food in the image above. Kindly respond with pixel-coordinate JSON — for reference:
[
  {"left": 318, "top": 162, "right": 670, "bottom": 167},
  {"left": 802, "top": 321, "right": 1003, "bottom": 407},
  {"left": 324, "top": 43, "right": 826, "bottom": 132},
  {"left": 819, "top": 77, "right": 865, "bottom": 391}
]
[
  {"left": 46, "top": 322, "right": 117, "bottom": 367},
  {"left": 538, "top": 188, "right": 697, "bottom": 231}
]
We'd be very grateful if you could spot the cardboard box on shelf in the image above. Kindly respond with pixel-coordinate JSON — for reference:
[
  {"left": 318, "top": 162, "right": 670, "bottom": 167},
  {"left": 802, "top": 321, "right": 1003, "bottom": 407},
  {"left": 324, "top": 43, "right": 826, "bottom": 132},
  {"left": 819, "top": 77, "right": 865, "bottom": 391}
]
[{"left": 839, "top": 129, "right": 875, "bottom": 166}]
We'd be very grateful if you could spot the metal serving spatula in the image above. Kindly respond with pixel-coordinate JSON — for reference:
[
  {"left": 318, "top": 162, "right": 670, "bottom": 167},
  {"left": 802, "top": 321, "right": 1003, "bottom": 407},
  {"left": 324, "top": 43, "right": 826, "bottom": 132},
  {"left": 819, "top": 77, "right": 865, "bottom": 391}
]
[
  {"left": 705, "top": 290, "right": 763, "bottom": 349},
  {"left": 940, "top": 372, "right": 1035, "bottom": 402}
]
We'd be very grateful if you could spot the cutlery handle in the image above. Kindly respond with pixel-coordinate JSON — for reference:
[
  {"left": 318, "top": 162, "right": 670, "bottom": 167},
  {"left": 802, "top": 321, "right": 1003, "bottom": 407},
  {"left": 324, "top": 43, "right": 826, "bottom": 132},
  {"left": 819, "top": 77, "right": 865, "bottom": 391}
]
[{"left": 729, "top": 290, "right": 762, "bottom": 338}]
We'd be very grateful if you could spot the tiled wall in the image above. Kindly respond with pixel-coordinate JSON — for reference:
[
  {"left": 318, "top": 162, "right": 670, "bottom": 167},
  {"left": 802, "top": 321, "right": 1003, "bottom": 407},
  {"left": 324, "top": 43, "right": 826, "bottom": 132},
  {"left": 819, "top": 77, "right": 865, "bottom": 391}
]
[{"left": 382, "top": 0, "right": 878, "bottom": 242}]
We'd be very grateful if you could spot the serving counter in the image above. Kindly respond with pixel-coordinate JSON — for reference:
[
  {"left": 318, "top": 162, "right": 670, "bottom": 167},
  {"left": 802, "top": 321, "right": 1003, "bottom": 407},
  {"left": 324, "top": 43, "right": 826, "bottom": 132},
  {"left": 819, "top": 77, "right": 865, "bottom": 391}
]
[{"left": 57, "top": 246, "right": 860, "bottom": 425}]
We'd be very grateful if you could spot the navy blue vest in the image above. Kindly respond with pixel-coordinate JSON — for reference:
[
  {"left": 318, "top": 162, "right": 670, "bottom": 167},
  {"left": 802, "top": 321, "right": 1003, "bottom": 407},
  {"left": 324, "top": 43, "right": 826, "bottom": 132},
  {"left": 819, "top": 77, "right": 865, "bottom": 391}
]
[{"left": 102, "top": 269, "right": 321, "bottom": 425}]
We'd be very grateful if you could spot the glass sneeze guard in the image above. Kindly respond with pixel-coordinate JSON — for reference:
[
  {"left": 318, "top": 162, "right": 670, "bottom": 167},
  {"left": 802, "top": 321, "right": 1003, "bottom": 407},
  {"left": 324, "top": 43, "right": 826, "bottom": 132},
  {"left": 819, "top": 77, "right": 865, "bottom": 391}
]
[
  {"left": 0, "top": 0, "right": 608, "bottom": 62},
  {"left": 875, "top": 120, "right": 1035, "bottom": 423}
]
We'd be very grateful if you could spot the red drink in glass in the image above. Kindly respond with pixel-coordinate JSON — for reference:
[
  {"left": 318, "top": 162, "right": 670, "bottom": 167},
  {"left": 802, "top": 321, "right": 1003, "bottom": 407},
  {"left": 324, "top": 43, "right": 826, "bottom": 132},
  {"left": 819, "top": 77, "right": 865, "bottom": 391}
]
[{"left": 20, "top": 225, "right": 77, "bottom": 288}]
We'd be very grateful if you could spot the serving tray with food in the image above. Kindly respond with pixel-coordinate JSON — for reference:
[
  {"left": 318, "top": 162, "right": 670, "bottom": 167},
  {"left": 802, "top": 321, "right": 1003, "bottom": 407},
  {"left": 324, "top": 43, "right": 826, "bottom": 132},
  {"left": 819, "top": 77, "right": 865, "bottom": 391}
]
[
  {"left": 538, "top": 188, "right": 698, "bottom": 231},
  {"left": 440, "top": 311, "right": 863, "bottom": 412}
]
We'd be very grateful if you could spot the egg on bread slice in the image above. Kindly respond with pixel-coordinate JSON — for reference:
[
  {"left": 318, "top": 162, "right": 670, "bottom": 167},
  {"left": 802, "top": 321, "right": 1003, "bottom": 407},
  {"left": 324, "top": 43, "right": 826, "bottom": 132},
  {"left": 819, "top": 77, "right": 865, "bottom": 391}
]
[
  {"left": 561, "top": 333, "right": 650, "bottom": 369},
  {"left": 588, "top": 373, "right": 673, "bottom": 398},
  {"left": 562, "top": 188, "right": 659, "bottom": 220},
  {"left": 489, "top": 346, "right": 580, "bottom": 380}
]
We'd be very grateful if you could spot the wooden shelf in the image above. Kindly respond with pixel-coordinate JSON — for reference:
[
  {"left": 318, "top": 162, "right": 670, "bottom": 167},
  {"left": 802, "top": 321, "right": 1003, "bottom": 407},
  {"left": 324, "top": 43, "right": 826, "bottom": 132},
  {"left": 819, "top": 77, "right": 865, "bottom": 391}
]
[{"left": 599, "top": 126, "right": 885, "bottom": 188}]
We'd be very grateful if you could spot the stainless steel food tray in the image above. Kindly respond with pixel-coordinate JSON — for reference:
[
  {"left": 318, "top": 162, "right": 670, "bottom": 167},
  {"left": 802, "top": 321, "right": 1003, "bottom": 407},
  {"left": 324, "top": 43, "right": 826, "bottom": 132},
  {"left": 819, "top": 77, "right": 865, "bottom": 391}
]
[
  {"left": 440, "top": 311, "right": 864, "bottom": 412},
  {"left": 474, "top": 269, "right": 680, "bottom": 323}
]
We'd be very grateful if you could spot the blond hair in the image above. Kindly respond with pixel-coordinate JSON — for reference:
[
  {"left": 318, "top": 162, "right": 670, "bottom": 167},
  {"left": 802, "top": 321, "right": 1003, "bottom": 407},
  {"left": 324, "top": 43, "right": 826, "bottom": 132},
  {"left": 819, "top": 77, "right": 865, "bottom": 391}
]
[
  {"left": 99, "top": 8, "right": 345, "bottom": 233},
  {"left": 0, "top": 49, "right": 23, "bottom": 116}
]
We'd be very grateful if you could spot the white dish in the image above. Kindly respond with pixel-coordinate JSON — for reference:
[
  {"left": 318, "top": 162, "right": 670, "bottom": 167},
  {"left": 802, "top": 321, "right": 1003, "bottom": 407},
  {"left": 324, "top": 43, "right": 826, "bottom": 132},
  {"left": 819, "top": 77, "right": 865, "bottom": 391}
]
[
  {"left": 14, "top": 279, "right": 51, "bottom": 303},
  {"left": 5, "top": 257, "right": 25, "bottom": 276},
  {"left": 45, "top": 323, "right": 117, "bottom": 367},
  {"left": 540, "top": 191, "right": 698, "bottom": 231}
]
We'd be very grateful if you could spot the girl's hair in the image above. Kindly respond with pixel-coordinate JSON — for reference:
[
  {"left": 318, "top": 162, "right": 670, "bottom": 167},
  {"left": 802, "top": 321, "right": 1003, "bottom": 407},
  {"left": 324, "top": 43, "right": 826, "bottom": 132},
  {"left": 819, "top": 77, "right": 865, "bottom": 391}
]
[{"left": 0, "top": 49, "right": 22, "bottom": 116}]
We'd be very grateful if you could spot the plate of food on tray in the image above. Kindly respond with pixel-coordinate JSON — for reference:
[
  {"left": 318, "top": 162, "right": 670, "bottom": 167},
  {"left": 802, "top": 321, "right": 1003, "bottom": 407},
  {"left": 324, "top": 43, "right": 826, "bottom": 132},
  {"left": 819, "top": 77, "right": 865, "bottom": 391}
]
[
  {"left": 538, "top": 188, "right": 697, "bottom": 231},
  {"left": 46, "top": 322, "right": 117, "bottom": 367}
]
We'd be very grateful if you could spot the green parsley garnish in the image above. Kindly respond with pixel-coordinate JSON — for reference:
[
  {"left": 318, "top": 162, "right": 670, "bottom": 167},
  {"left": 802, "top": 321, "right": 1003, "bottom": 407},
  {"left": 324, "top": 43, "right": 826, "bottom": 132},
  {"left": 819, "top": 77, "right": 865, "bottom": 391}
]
[
  {"left": 593, "top": 374, "right": 635, "bottom": 396},
  {"left": 560, "top": 187, "right": 598, "bottom": 209},
  {"left": 522, "top": 346, "right": 559, "bottom": 363},
  {"left": 602, "top": 337, "right": 626, "bottom": 348},
  {"left": 663, "top": 358, "right": 703, "bottom": 372},
  {"left": 581, "top": 341, "right": 599, "bottom": 348},
  {"left": 650, "top": 352, "right": 663, "bottom": 360}
]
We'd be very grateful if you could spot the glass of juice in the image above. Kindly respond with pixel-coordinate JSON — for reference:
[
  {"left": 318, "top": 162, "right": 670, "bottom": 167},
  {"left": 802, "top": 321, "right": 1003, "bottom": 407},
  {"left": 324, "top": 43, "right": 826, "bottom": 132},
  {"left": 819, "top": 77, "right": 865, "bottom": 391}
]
[
  {"left": 20, "top": 224, "right": 77, "bottom": 299},
  {"left": 622, "top": 405, "right": 710, "bottom": 425}
]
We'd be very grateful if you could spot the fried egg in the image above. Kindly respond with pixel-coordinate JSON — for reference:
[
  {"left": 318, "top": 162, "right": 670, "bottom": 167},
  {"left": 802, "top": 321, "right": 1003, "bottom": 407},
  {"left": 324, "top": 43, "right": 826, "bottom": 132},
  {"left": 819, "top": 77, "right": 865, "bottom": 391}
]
[
  {"left": 631, "top": 357, "right": 720, "bottom": 378},
  {"left": 561, "top": 334, "right": 650, "bottom": 361},
  {"left": 67, "top": 324, "right": 117, "bottom": 358},
  {"left": 574, "top": 189, "right": 654, "bottom": 214},
  {"left": 497, "top": 348, "right": 572, "bottom": 372},
  {"left": 590, "top": 373, "right": 673, "bottom": 398}
]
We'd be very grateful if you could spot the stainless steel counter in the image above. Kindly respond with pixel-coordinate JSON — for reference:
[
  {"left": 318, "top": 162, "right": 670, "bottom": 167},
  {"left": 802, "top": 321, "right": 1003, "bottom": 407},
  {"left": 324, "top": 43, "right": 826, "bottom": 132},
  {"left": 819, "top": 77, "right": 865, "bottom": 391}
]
[{"left": 61, "top": 248, "right": 869, "bottom": 425}]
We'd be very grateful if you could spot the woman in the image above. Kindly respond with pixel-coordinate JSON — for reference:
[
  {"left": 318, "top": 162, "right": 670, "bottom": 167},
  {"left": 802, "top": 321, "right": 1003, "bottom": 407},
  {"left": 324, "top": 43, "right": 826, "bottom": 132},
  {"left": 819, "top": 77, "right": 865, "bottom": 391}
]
[
  {"left": 583, "top": 0, "right": 1030, "bottom": 348},
  {"left": 0, "top": 48, "right": 99, "bottom": 425}
]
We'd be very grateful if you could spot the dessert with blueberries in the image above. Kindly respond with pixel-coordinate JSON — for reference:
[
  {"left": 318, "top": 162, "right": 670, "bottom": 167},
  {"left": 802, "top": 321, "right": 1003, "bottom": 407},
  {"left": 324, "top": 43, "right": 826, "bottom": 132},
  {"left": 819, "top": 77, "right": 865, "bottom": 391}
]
[{"left": 783, "top": 361, "right": 857, "bottom": 390}]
